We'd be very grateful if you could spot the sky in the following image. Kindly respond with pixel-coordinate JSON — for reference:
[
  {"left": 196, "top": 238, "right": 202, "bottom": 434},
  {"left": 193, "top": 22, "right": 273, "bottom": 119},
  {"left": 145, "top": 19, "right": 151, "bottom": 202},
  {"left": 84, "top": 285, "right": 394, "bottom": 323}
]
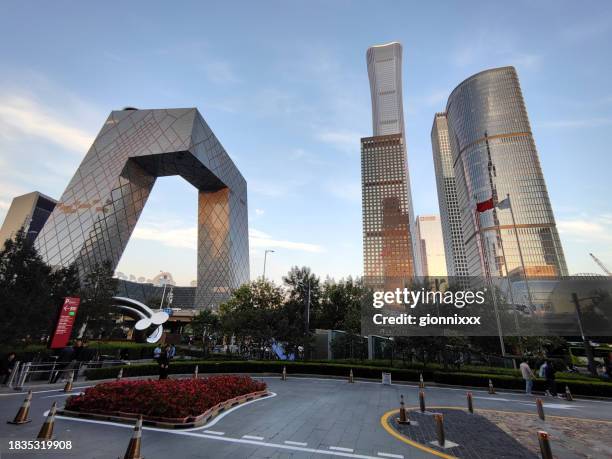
[{"left": 1, "top": 1, "right": 612, "bottom": 285}]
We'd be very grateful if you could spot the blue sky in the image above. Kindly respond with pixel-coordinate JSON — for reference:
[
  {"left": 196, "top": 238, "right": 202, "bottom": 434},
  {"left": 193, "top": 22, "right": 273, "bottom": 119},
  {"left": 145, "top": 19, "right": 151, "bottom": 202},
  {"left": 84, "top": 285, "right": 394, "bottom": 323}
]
[{"left": 1, "top": 1, "right": 611, "bottom": 285}]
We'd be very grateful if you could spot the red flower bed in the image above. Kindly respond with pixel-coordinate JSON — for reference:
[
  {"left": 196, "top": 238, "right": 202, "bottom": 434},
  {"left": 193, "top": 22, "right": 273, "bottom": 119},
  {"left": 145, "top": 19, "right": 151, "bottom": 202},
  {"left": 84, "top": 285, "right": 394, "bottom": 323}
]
[{"left": 65, "top": 375, "right": 266, "bottom": 419}]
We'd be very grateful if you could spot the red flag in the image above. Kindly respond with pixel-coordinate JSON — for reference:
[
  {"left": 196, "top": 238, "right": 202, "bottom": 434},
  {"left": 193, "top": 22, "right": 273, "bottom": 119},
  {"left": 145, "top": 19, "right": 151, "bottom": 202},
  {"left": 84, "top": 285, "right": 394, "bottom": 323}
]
[{"left": 476, "top": 198, "right": 494, "bottom": 213}]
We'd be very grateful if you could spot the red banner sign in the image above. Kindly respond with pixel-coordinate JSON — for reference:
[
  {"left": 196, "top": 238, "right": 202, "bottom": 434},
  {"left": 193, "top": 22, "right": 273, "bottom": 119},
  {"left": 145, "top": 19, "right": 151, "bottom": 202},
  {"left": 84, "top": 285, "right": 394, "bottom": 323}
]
[{"left": 50, "top": 297, "right": 81, "bottom": 349}]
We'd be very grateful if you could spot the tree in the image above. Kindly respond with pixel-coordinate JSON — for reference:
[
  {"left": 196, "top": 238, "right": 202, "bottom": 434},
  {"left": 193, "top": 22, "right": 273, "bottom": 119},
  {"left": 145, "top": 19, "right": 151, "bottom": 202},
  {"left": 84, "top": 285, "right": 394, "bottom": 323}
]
[
  {"left": 219, "top": 279, "right": 284, "bottom": 358},
  {"left": 0, "top": 229, "right": 55, "bottom": 345},
  {"left": 319, "top": 277, "right": 364, "bottom": 333},
  {"left": 190, "top": 309, "right": 221, "bottom": 356},
  {"left": 74, "top": 261, "right": 118, "bottom": 339},
  {"left": 283, "top": 266, "right": 321, "bottom": 332}
]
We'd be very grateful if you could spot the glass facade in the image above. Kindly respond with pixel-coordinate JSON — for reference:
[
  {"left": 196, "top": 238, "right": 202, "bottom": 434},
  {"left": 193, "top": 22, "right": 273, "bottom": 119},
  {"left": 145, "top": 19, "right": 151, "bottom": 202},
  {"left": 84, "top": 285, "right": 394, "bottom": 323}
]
[
  {"left": 35, "top": 108, "right": 249, "bottom": 310},
  {"left": 0, "top": 191, "right": 57, "bottom": 245},
  {"left": 431, "top": 113, "right": 470, "bottom": 279},
  {"left": 446, "top": 67, "right": 568, "bottom": 281},
  {"left": 361, "top": 134, "right": 415, "bottom": 290},
  {"left": 362, "top": 42, "right": 418, "bottom": 288}
]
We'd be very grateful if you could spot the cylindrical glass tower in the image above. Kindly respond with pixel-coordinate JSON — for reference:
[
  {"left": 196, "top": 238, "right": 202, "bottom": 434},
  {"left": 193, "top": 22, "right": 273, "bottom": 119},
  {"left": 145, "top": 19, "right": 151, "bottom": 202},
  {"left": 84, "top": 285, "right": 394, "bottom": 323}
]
[{"left": 446, "top": 66, "right": 568, "bottom": 280}]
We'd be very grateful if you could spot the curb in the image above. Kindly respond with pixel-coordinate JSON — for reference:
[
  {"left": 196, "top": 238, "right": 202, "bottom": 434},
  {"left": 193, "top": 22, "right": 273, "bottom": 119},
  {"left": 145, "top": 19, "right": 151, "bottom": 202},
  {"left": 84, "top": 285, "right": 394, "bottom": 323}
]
[{"left": 57, "top": 390, "right": 271, "bottom": 429}]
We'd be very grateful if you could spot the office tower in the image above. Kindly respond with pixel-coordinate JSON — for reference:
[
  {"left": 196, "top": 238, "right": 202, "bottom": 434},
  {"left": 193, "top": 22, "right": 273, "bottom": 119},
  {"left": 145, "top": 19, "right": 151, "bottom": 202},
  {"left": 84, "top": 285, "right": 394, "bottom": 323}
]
[
  {"left": 361, "top": 42, "right": 418, "bottom": 289},
  {"left": 0, "top": 191, "right": 57, "bottom": 246},
  {"left": 431, "top": 113, "right": 470, "bottom": 278},
  {"left": 36, "top": 108, "right": 249, "bottom": 310},
  {"left": 446, "top": 66, "right": 568, "bottom": 280},
  {"left": 415, "top": 215, "right": 448, "bottom": 277}
]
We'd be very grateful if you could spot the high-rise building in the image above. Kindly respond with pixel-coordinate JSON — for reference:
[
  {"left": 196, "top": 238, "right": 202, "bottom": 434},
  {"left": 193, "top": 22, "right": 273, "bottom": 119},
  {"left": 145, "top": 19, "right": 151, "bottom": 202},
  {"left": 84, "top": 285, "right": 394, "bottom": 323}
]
[
  {"left": 445, "top": 66, "right": 568, "bottom": 280},
  {"left": 35, "top": 108, "right": 249, "bottom": 310},
  {"left": 0, "top": 191, "right": 57, "bottom": 246},
  {"left": 415, "top": 215, "right": 448, "bottom": 277},
  {"left": 431, "top": 113, "right": 469, "bottom": 278},
  {"left": 361, "top": 42, "right": 418, "bottom": 288}
]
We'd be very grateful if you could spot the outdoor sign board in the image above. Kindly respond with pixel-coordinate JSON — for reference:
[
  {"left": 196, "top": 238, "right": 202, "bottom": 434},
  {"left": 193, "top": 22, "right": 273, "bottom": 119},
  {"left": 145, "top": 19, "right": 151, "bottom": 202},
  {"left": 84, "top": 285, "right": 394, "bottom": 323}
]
[{"left": 49, "top": 297, "right": 81, "bottom": 349}]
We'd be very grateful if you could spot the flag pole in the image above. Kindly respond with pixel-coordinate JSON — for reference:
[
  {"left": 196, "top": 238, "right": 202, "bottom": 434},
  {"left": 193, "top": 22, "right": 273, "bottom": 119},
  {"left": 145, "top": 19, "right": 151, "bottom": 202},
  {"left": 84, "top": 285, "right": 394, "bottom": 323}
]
[
  {"left": 507, "top": 194, "right": 534, "bottom": 310},
  {"left": 474, "top": 200, "right": 506, "bottom": 357}
]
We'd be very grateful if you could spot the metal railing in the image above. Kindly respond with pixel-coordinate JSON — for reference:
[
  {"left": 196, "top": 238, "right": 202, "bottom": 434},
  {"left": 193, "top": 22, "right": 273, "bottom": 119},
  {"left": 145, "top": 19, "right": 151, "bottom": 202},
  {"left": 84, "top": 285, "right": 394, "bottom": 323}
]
[{"left": 4, "top": 359, "right": 132, "bottom": 390}]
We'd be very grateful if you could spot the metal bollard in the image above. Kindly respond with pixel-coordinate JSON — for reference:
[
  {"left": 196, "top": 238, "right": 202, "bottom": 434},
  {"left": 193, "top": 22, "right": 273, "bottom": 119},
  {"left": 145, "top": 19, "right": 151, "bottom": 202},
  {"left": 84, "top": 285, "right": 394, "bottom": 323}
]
[
  {"left": 538, "top": 431, "right": 553, "bottom": 459},
  {"left": 419, "top": 390, "right": 426, "bottom": 413},
  {"left": 434, "top": 413, "right": 445, "bottom": 447},
  {"left": 536, "top": 398, "right": 545, "bottom": 421},
  {"left": 467, "top": 391, "right": 473, "bottom": 414},
  {"left": 14, "top": 362, "right": 30, "bottom": 391}
]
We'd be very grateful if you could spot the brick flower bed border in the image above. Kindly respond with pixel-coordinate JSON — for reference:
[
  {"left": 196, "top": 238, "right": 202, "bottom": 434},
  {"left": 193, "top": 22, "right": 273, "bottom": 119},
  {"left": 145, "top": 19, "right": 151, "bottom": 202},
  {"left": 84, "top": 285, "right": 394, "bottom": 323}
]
[{"left": 58, "top": 389, "right": 270, "bottom": 429}]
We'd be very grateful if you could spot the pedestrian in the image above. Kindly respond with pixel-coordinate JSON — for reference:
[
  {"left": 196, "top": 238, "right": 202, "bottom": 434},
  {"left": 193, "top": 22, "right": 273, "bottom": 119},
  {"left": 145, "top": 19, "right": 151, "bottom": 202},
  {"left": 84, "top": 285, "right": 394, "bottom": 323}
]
[
  {"left": 153, "top": 345, "right": 162, "bottom": 361},
  {"left": 50, "top": 344, "right": 74, "bottom": 383},
  {"left": 168, "top": 344, "right": 176, "bottom": 360},
  {"left": 519, "top": 358, "right": 535, "bottom": 395},
  {"left": 0, "top": 352, "right": 17, "bottom": 384},
  {"left": 158, "top": 347, "right": 170, "bottom": 380},
  {"left": 543, "top": 359, "right": 559, "bottom": 397}
]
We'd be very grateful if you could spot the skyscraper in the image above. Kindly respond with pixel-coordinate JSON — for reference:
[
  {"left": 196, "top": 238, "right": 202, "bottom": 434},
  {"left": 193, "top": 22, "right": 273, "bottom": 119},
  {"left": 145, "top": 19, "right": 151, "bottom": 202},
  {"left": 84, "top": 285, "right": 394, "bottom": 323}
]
[
  {"left": 445, "top": 66, "right": 568, "bottom": 280},
  {"left": 431, "top": 113, "right": 470, "bottom": 279},
  {"left": 361, "top": 42, "right": 418, "bottom": 288},
  {"left": 0, "top": 191, "right": 57, "bottom": 246},
  {"left": 415, "top": 215, "right": 448, "bottom": 277}
]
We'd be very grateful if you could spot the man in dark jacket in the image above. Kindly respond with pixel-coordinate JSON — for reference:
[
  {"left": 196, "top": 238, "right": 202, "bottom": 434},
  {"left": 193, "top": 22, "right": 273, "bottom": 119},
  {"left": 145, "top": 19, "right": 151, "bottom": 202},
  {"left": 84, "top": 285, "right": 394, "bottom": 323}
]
[
  {"left": 544, "top": 359, "right": 558, "bottom": 397},
  {"left": 0, "top": 352, "right": 17, "bottom": 384}
]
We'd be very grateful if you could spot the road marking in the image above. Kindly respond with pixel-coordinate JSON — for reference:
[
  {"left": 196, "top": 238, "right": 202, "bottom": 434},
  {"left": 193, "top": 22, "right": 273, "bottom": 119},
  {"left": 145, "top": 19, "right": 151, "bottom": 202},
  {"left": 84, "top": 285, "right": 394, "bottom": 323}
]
[
  {"left": 330, "top": 446, "right": 354, "bottom": 453},
  {"left": 204, "top": 430, "right": 224, "bottom": 435},
  {"left": 473, "top": 396, "right": 510, "bottom": 402},
  {"left": 44, "top": 391, "right": 277, "bottom": 432},
  {"left": 285, "top": 440, "right": 308, "bottom": 446},
  {"left": 518, "top": 402, "right": 580, "bottom": 410},
  {"left": 380, "top": 409, "right": 457, "bottom": 459},
  {"left": 43, "top": 393, "right": 84, "bottom": 398},
  {"left": 0, "top": 385, "right": 92, "bottom": 397},
  {"left": 243, "top": 435, "right": 265, "bottom": 440},
  {"left": 377, "top": 453, "right": 404, "bottom": 459}
]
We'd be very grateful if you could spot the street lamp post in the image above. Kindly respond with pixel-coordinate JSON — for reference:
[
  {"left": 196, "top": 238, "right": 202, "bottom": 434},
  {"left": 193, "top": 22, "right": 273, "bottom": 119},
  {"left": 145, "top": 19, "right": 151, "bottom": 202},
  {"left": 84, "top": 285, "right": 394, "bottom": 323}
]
[
  {"left": 263, "top": 250, "right": 275, "bottom": 279},
  {"left": 159, "top": 272, "right": 168, "bottom": 310}
]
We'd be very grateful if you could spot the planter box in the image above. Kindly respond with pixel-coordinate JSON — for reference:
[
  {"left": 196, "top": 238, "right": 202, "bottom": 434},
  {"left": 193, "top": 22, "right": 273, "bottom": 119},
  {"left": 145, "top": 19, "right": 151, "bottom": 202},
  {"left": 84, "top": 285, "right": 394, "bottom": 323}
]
[{"left": 58, "top": 390, "right": 270, "bottom": 429}]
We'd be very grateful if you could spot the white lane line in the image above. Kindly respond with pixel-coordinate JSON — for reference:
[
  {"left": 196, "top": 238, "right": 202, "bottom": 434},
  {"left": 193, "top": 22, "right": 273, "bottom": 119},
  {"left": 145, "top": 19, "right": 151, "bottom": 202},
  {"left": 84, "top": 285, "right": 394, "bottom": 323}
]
[
  {"left": 47, "top": 415, "right": 384, "bottom": 459},
  {"left": 243, "top": 435, "right": 265, "bottom": 440},
  {"left": 330, "top": 446, "right": 354, "bottom": 453},
  {"left": 203, "top": 430, "right": 224, "bottom": 435},
  {"left": 285, "top": 440, "right": 308, "bottom": 446},
  {"left": 46, "top": 391, "right": 277, "bottom": 432},
  {"left": 473, "top": 396, "right": 511, "bottom": 402},
  {"left": 0, "top": 385, "right": 92, "bottom": 397},
  {"left": 377, "top": 453, "right": 404, "bottom": 459},
  {"left": 43, "top": 393, "right": 84, "bottom": 398}
]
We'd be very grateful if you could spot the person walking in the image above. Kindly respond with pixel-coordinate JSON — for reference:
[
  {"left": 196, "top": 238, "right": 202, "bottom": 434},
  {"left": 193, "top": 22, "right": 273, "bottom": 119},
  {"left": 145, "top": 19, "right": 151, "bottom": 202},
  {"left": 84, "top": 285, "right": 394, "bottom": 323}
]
[
  {"left": 153, "top": 345, "right": 162, "bottom": 361},
  {"left": 543, "top": 359, "right": 559, "bottom": 397},
  {"left": 0, "top": 352, "right": 17, "bottom": 384},
  {"left": 158, "top": 346, "right": 170, "bottom": 380},
  {"left": 519, "top": 359, "right": 535, "bottom": 395}
]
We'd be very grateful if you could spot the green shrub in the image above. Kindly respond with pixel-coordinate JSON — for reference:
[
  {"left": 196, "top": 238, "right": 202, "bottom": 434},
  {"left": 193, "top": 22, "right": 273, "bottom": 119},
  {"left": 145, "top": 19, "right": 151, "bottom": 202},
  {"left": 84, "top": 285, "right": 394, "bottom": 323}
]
[{"left": 83, "top": 360, "right": 612, "bottom": 397}]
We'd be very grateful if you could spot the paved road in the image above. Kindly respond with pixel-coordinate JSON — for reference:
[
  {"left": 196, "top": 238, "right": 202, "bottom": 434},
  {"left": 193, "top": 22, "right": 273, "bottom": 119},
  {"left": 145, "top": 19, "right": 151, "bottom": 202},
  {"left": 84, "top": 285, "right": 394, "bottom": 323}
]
[{"left": 1, "top": 376, "right": 611, "bottom": 458}]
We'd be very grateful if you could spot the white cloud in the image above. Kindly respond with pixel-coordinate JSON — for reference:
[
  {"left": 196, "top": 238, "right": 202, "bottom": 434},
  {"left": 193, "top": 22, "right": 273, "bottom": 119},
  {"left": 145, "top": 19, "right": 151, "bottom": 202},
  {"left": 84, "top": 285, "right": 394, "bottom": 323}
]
[
  {"left": 557, "top": 216, "right": 612, "bottom": 243},
  {"left": 131, "top": 222, "right": 324, "bottom": 254},
  {"left": 249, "top": 228, "right": 324, "bottom": 253},
  {"left": 255, "top": 208, "right": 265, "bottom": 216},
  {"left": 0, "top": 93, "right": 95, "bottom": 153},
  {"left": 132, "top": 222, "right": 197, "bottom": 250},
  {"left": 316, "top": 130, "right": 361, "bottom": 153}
]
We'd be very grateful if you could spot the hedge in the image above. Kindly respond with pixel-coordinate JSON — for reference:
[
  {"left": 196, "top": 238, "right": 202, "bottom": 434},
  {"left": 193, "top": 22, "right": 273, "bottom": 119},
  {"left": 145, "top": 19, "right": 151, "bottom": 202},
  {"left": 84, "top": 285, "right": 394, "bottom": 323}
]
[{"left": 83, "top": 360, "right": 612, "bottom": 397}]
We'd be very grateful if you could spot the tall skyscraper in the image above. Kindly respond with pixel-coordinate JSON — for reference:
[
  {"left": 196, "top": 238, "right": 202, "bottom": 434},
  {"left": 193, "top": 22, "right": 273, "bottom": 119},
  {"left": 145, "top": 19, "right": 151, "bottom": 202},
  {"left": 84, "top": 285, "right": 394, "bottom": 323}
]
[
  {"left": 361, "top": 42, "right": 418, "bottom": 288},
  {"left": 415, "top": 215, "right": 448, "bottom": 277},
  {"left": 445, "top": 66, "right": 568, "bottom": 280},
  {"left": 431, "top": 113, "right": 469, "bottom": 278},
  {"left": 0, "top": 191, "right": 57, "bottom": 246}
]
